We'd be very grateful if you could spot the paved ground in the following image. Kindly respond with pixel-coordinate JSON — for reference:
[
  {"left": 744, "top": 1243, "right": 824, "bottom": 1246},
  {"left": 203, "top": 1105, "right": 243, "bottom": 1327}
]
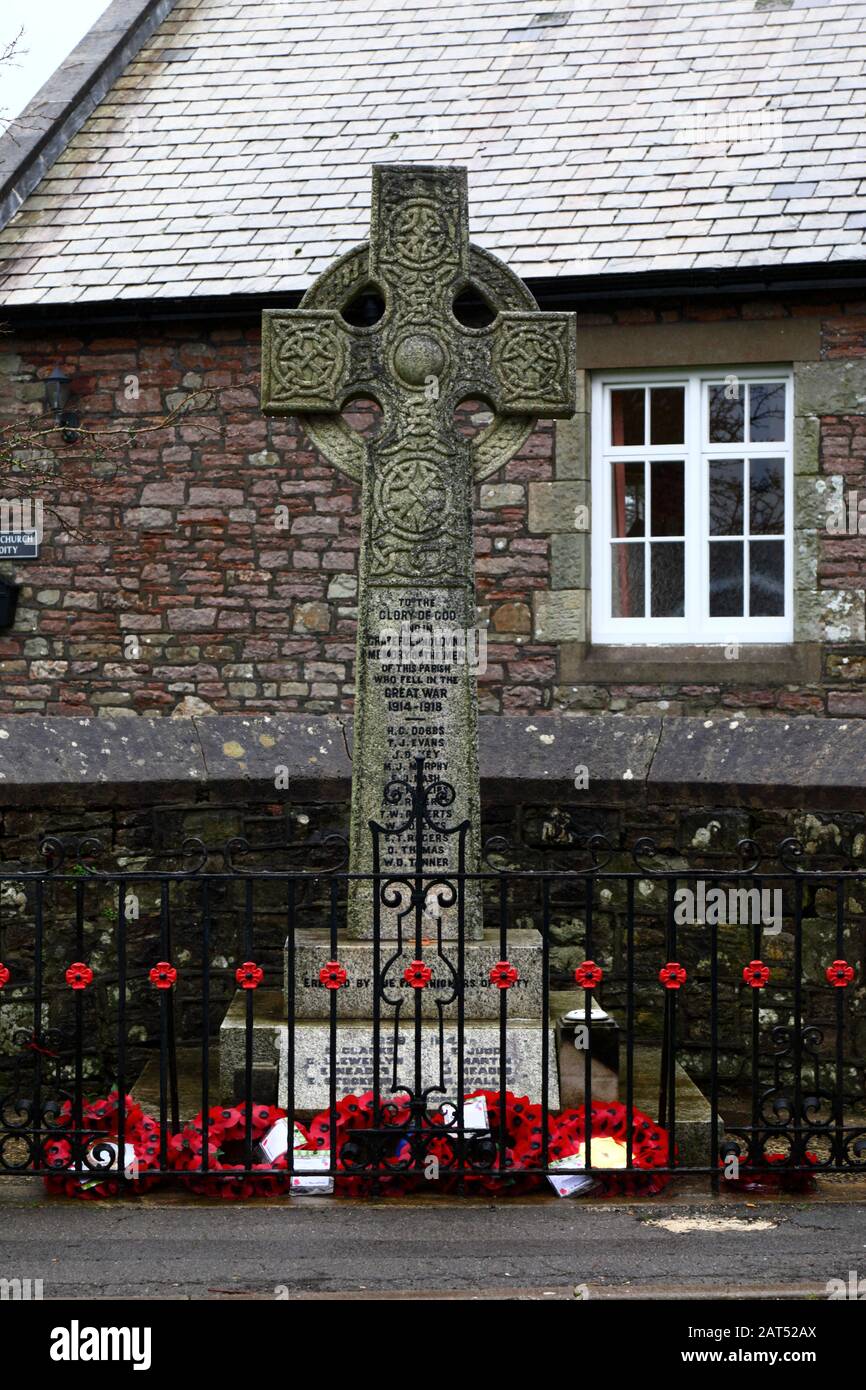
[{"left": 2, "top": 1178, "right": 866, "bottom": 1299}]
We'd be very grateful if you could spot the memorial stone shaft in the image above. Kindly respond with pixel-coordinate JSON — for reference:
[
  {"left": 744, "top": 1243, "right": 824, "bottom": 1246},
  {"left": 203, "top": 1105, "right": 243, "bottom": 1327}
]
[{"left": 261, "top": 165, "right": 576, "bottom": 937}]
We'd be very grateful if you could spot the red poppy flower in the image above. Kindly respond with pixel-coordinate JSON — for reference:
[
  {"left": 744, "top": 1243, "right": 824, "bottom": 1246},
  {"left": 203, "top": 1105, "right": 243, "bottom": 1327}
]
[
  {"left": 149, "top": 962, "right": 177, "bottom": 990},
  {"left": 659, "top": 962, "right": 686, "bottom": 990},
  {"left": 574, "top": 960, "right": 603, "bottom": 989},
  {"left": 0, "top": 963, "right": 9, "bottom": 989},
  {"left": 403, "top": 959, "right": 432, "bottom": 989},
  {"left": 319, "top": 960, "right": 347, "bottom": 990},
  {"left": 489, "top": 960, "right": 519, "bottom": 989},
  {"left": 826, "top": 959, "right": 855, "bottom": 988},
  {"left": 236, "top": 961, "right": 263, "bottom": 989},
  {"left": 65, "top": 962, "right": 93, "bottom": 991},
  {"left": 743, "top": 960, "right": 770, "bottom": 989}
]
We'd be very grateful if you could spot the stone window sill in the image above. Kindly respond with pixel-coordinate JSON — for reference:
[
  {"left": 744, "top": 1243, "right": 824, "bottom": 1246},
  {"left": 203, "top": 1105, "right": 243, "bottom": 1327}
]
[{"left": 560, "top": 642, "right": 821, "bottom": 685}]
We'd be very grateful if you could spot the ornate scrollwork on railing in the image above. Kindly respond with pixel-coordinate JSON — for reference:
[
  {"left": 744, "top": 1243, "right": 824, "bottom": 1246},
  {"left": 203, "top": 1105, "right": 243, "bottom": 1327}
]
[
  {"left": 482, "top": 828, "right": 612, "bottom": 875},
  {"left": 7, "top": 833, "right": 212, "bottom": 879},
  {"left": 220, "top": 829, "right": 349, "bottom": 876}
]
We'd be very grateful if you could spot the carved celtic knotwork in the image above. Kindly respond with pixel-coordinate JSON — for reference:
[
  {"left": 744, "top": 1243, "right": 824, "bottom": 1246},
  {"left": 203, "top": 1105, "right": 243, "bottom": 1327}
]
[
  {"left": 261, "top": 310, "right": 348, "bottom": 412},
  {"left": 385, "top": 198, "right": 454, "bottom": 271},
  {"left": 260, "top": 164, "right": 579, "bottom": 591},
  {"left": 493, "top": 314, "right": 575, "bottom": 413},
  {"left": 369, "top": 442, "right": 462, "bottom": 584},
  {"left": 374, "top": 452, "right": 448, "bottom": 541}
]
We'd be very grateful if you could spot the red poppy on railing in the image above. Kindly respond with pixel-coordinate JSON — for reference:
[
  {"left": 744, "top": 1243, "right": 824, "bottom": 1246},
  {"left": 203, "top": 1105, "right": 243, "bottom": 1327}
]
[
  {"left": 65, "top": 963, "right": 93, "bottom": 991},
  {"left": 0, "top": 963, "right": 9, "bottom": 989},
  {"left": 574, "top": 961, "right": 603, "bottom": 989},
  {"left": 319, "top": 961, "right": 347, "bottom": 990},
  {"left": 659, "top": 962, "right": 687, "bottom": 990},
  {"left": 826, "top": 959, "right": 855, "bottom": 988},
  {"left": 743, "top": 960, "right": 770, "bottom": 989},
  {"left": 403, "top": 960, "right": 432, "bottom": 989},
  {"left": 489, "top": 960, "right": 519, "bottom": 989},
  {"left": 149, "top": 962, "right": 177, "bottom": 990},
  {"left": 236, "top": 961, "right": 264, "bottom": 990}
]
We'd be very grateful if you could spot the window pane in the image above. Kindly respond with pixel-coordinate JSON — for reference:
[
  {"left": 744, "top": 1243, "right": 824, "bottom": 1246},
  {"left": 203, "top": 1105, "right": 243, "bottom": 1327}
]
[
  {"left": 650, "top": 387, "right": 684, "bottom": 445},
  {"left": 611, "top": 461, "right": 645, "bottom": 537},
  {"left": 709, "top": 541, "right": 744, "bottom": 617},
  {"left": 709, "top": 459, "right": 744, "bottom": 536},
  {"left": 749, "top": 457, "right": 784, "bottom": 535},
  {"left": 650, "top": 460, "right": 684, "bottom": 536},
  {"left": 611, "top": 543, "right": 645, "bottom": 617},
  {"left": 651, "top": 542, "right": 684, "bottom": 616},
  {"left": 709, "top": 382, "right": 744, "bottom": 443},
  {"left": 749, "top": 540, "right": 785, "bottom": 616},
  {"left": 749, "top": 382, "right": 785, "bottom": 442},
  {"left": 611, "top": 388, "right": 644, "bottom": 445}
]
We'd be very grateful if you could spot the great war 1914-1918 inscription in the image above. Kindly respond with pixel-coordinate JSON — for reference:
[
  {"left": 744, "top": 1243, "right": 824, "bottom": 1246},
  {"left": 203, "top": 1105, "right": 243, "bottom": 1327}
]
[{"left": 261, "top": 164, "right": 575, "bottom": 943}]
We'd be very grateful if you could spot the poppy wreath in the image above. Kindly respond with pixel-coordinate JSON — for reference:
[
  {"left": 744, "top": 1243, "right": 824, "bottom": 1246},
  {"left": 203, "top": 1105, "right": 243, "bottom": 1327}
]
[
  {"left": 454, "top": 1090, "right": 546, "bottom": 1193},
  {"left": 409, "top": 1090, "right": 542, "bottom": 1194},
  {"left": 307, "top": 1091, "right": 414, "bottom": 1194},
  {"left": 168, "top": 1103, "right": 304, "bottom": 1199},
  {"left": 549, "top": 1102, "right": 672, "bottom": 1197},
  {"left": 42, "top": 1092, "right": 161, "bottom": 1200},
  {"left": 719, "top": 1149, "right": 818, "bottom": 1194},
  {"left": 308, "top": 1090, "right": 554, "bottom": 1194}
]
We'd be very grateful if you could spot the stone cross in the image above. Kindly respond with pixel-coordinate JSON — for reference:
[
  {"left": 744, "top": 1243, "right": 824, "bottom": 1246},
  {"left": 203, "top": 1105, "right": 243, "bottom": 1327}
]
[{"left": 261, "top": 165, "right": 575, "bottom": 937}]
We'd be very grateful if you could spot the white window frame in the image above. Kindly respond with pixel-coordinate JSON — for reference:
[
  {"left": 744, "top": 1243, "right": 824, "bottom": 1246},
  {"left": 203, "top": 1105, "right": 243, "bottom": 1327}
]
[{"left": 590, "top": 366, "right": 793, "bottom": 645}]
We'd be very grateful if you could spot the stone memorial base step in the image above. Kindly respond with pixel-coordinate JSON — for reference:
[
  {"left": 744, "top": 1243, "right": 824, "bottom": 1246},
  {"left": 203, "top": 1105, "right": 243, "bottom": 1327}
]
[
  {"left": 632, "top": 1043, "right": 718, "bottom": 1170},
  {"left": 287, "top": 927, "right": 544, "bottom": 1019},
  {"left": 219, "top": 989, "right": 559, "bottom": 1111}
]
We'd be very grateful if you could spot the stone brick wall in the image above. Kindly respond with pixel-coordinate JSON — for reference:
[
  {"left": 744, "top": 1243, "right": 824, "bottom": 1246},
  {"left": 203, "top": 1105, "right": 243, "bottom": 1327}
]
[
  {"left": 0, "top": 317, "right": 556, "bottom": 716},
  {"left": 1, "top": 290, "right": 865, "bottom": 718}
]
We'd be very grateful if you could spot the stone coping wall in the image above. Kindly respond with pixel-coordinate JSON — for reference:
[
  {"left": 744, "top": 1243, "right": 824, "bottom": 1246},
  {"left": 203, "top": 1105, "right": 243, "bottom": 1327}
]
[
  {"left": 1, "top": 292, "right": 865, "bottom": 718},
  {"left": 2, "top": 712, "right": 866, "bottom": 813}
]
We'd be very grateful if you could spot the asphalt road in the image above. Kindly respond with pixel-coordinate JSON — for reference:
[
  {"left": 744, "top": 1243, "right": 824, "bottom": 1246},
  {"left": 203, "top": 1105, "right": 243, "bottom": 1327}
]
[{"left": 3, "top": 1184, "right": 866, "bottom": 1299}]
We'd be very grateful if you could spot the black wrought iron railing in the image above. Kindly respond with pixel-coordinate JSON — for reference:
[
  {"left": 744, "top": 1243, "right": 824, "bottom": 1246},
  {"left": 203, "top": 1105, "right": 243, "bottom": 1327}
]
[{"left": 0, "top": 763, "right": 864, "bottom": 1195}]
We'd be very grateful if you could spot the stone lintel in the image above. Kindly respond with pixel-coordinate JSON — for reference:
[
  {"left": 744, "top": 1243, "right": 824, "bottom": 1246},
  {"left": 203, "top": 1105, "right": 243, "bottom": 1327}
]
[{"left": 574, "top": 317, "right": 822, "bottom": 371}]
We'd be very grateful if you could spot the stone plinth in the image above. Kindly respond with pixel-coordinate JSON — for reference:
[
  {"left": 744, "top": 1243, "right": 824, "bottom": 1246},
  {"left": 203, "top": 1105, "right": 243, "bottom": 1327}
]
[
  {"left": 288, "top": 928, "right": 543, "bottom": 1019},
  {"left": 218, "top": 990, "right": 559, "bottom": 1112},
  {"left": 280, "top": 1019, "right": 558, "bottom": 1111}
]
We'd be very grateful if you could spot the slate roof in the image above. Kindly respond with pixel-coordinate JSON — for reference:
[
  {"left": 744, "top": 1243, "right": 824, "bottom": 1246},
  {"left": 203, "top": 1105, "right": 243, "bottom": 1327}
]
[{"left": 1, "top": 0, "right": 866, "bottom": 306}]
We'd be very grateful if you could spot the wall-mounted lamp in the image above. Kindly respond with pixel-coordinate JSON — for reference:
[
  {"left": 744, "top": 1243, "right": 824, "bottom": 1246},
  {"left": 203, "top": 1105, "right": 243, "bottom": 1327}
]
[
  {"left": 0, "top": 576, "right": 20, "bottom": 630},
  {"left": 45, "top": 366, "right": 79, "bottom": 443}
]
